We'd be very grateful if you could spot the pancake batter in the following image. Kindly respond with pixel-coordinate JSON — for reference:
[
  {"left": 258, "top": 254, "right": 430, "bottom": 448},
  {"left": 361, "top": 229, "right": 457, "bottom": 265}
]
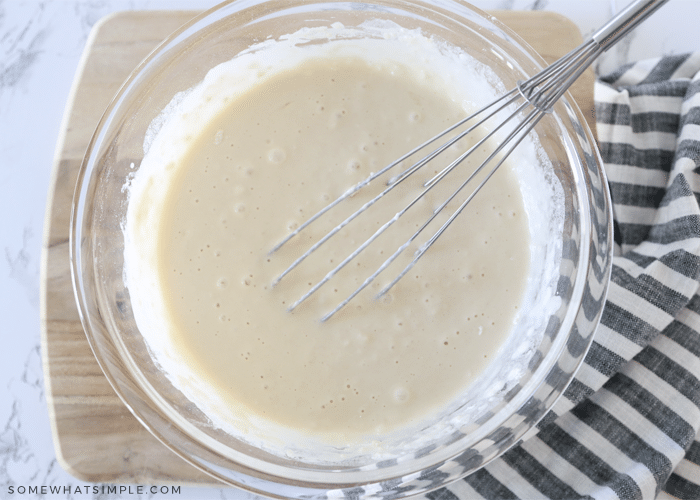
[{"left": 124, "top": 23, "right": 532, "bottom": 450}]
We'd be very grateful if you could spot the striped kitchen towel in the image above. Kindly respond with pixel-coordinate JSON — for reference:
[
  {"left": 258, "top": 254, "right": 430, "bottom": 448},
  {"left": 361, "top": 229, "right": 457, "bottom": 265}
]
[{"left": 426, "top": 52, "right": 700, "bottom": 500}]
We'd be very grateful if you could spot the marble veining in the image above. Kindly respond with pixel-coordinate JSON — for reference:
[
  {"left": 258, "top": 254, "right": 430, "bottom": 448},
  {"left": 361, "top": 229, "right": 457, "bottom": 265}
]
[
  {"left": 0, "top": 3, "right": 50, "bottom": 90},
  {"left": 5, "top": 227, "right": 40, "bottom": 309},
  {"left": 0, "top": 1, "right": 696, "bottom": 498}
]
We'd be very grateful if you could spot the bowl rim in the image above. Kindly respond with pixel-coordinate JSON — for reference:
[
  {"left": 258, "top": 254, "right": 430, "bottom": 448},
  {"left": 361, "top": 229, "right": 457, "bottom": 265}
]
[{"left": 70, "top": 1, "right": 614, "bottom": 497}]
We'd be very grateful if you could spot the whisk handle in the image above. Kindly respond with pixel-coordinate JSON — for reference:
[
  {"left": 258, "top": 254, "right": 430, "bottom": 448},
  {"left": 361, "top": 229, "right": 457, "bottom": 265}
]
[{"left": 592, "top": 0, "right": 670, "bottom": 50}]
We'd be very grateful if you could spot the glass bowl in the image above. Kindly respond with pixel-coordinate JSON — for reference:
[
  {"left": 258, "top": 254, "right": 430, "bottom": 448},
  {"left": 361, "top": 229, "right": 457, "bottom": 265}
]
[{"left": 70, "top": 0, "right": 613, "bottom": 498}]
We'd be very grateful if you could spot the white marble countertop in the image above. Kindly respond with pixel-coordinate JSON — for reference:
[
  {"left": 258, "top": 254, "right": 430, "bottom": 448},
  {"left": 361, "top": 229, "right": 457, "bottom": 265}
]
[{"left": 1, "top": 1, "right": 697, "bottom": 498}]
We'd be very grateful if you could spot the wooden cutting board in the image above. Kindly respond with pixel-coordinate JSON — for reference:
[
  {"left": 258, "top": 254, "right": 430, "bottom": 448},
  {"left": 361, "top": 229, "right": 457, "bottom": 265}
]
[{"left": 40, "top": 10, "right": 595, "bottom": 485}]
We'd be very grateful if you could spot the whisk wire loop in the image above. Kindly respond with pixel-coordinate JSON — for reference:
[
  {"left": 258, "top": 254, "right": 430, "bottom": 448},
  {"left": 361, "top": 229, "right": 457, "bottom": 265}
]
[
  {"left": 323, "top": 106, "right": 546, "bottom": 321},
  {"left": 283, "top": 95, "right": 530, "bottom": 312},
  {"left": 272, "top": 90, "right": 524, "bottom": 291}
]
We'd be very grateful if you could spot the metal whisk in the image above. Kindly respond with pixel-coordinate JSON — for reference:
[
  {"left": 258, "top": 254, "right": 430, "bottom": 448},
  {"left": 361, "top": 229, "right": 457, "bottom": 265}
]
[{"left": 270, "top": 0, "right": 669, "bottom": 321}]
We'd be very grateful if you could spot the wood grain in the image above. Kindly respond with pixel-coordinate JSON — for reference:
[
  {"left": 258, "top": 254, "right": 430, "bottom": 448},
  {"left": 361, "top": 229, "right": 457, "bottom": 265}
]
[{"left": 39, "top": 10, "right": 594, "bottom": 484}]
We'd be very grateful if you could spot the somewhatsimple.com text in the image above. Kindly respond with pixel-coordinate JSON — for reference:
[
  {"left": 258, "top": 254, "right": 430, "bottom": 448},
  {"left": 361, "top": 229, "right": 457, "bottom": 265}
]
[{"left": 7, "top": 484, "right": 181, "bottom": 495}]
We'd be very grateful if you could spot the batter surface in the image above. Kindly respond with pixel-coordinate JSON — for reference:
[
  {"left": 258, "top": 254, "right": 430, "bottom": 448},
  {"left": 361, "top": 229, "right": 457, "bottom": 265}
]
[{"left": 126, "top": 40, "right": 532, "bottom": 445}]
